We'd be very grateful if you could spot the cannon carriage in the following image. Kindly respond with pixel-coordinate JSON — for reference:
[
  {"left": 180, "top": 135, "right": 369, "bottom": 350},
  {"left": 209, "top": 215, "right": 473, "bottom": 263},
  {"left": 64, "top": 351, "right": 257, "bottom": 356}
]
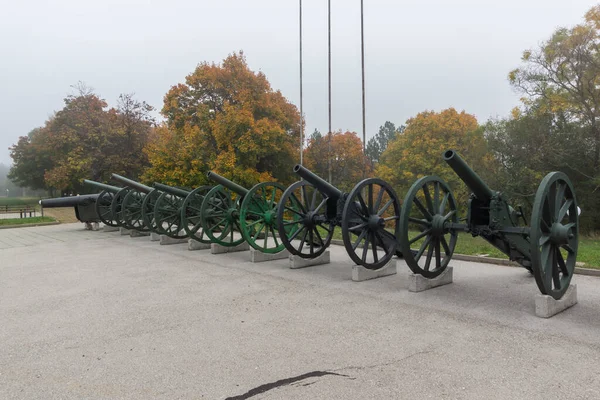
[
  {"left": 82, "top": 180, "right": 128, "bottom": 228},
  {"left": 40, "top": 194, "right": 102, "bottom": 225},
  {"left": 398, "top": 150, "right": 579, "bottom": 299}
]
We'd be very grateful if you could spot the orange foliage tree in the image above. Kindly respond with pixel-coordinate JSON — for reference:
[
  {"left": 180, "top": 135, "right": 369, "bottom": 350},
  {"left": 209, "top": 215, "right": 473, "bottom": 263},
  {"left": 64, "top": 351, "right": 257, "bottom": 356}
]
[{"left": 142, "top": 51, "right": 302, "bottom": 188}]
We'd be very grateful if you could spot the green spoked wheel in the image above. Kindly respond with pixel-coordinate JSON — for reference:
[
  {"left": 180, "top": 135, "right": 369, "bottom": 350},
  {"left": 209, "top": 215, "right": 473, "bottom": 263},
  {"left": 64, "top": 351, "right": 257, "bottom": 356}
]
[
  {"left": 240, "top": 182, "right": 288, "bottom": 253},
  {"left": 276, "top": 180, "right": 334, "bottom": 259},
  {"left": 110, "top": 187, "right": 131, "bottom": 227},
  {"left": 96, "top": 190, "right": 119, "bottom": 227},
  {"left": 399, "top": 176, "right": 458, "bottom": 279},
  {"left": 121, "top": 190, "right": 149, "bottom": 231},
  {"left": 141, "top": 189, "right": 161, "bottom": 233},
  {"left": 341, "top": 178, "right": 401, "bottom": 270},
  {"left": 181, "top": 186, "right": 213, "bottom": 243},
  {"left": 200, "top": 185, "right": 244, "bottom": 247},
  {"left": 154, "top": 192, "right": 188, "bottom": 239},
  {"left": 530, "top": 172, "right": 578, "bottom": 300}
]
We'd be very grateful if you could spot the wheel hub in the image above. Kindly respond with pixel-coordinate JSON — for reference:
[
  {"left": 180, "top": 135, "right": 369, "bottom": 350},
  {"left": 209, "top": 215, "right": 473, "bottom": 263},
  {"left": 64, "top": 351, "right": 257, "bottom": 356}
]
[
  {"left": 431, "top": 214, "right": 445, "bottom": 236},
  {"left": 227, "top": 207, "right": 237, "bottom": 222},
  {"left": 550, "top": 222, "right": 572, "bottom": 245},
  {"left": 368, "top": 214, "right": 385, "bottom": 230},
  {"left": 263, "top": 210, "right": 275, "bottom": 226},
  {"left": 304, "top": 211, "right": 316, "bottom": 229}
]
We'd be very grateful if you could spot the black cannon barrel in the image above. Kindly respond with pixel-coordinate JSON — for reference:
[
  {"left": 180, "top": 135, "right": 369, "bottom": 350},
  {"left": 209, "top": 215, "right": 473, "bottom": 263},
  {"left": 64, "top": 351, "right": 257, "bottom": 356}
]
[
  {"left": 153, "top": 183, "right": 190, "bottom": 198},
  {"left": 40, "top": 194, "right": 100, "bottom": 208},
  {"left": 111, "top": 174, "right": 153, "bottom": 194},
  {"left": 293, "top": 164, "right": 343, "bottom": 200},
  {"left": 443, "top": 150, "right": 494, "bottom": 202},
  {"left": 206, "top": 172, "right": 249, "bottom": 196},
  {"left": 83, "top": 180, "right": 121, "bottom": 193}
]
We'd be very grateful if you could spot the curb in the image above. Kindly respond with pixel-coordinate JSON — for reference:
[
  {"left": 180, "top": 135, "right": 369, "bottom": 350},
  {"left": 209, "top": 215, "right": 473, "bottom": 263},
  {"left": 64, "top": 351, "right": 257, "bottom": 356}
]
[
  {"left": 329, "top": 239, "right": 599, "bottom": 276},
  {"left": 0, "top": 221, "right": 60, "bottom": 230}
]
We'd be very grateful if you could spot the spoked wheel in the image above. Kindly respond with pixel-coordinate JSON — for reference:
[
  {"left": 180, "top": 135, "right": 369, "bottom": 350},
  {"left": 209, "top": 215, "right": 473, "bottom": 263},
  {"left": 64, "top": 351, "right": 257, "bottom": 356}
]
[
  {"left": 200, "top": 185, "right": 245, "bottom": 247},
  {"left": 141, "top": 189, "right": 161, "bottom": 232},
  {"left": 240, "top": 182, "right": 288, "bottom": 254},
  {"left": 121, "top": 190, "right": 149, "bottom": 231},
  {"left": 530, "top": 172, "right": 578, "bottom": 300},
  {"left": 110, "top": 188, "right": 131, "bottom": 227},
  {"left": 154, "top": 192, "right": 188, "bottom": 239},
  {"left": 276, "top": 180, "right": 334, "bottom": 259},
  {"left": 181, "top": 186, "right": 213, "bottom": 243},
  {"left": 96, "top": 190, "right": 119, "bottom": 227},
  {"left": 400, "top": 176, "right": 458, "bottom": 278},
  {"left": 342, "top": 178, "right": 401, "bottom": 270}
]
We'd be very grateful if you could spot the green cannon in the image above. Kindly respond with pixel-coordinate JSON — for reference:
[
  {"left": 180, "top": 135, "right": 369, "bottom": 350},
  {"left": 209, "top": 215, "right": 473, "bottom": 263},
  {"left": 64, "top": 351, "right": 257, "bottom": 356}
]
[
  {"left": 275, "top": 165, "right": 402, "bottom": 270},
  {"left": 83, "top": 180, "right": 127, "bottom": 227},
  {"left": 202, "top": 172, "right": 287, "bottom": 253},
  {"left": 398, "top": 150, "right": 579, "bottom": 300},
  {"left": 110, "top": 174, "right": 158, "bottom": 233},
  {"left": 40, "top": 194, "right": 101, "bottom": 226}
]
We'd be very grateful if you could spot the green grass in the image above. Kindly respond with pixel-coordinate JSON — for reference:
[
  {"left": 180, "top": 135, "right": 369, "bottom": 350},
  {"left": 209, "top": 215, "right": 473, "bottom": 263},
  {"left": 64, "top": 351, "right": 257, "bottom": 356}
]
[
  {"left": 0, "top": 216, "right": 55, "bottom": 226},
  {"left": 0, "top": 197, "right": 43, "bottom": 207},
  {"left": 324, "top": 227, "right": 600, "bottom": 269}
]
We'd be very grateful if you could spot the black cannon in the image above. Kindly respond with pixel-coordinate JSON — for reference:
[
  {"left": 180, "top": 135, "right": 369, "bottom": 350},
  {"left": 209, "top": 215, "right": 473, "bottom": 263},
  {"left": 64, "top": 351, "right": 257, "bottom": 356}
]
[
  {"left": 398, "top": 150, "right": 579, "bottom": 299},
  {"left": 276, "top": 165, "right": 402, "bottom": 269},
  {"left": 40, "top": 194, "right": 101, "bottom": 227}
]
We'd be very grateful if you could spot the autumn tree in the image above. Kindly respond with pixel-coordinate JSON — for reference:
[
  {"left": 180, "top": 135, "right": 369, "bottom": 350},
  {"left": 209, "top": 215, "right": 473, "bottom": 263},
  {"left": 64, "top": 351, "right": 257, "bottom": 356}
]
[
  {"left": 377, "top": 108, "right": 491, "bottom": 206},
  {"left": 143, "top": 51, "right": 301, "bottom": 188},
  {"left": 365, "top": 121, "right": 404, "bottom": 166},
  {"left": 303, "top": 130, "right": 371, "bottom": 192}
]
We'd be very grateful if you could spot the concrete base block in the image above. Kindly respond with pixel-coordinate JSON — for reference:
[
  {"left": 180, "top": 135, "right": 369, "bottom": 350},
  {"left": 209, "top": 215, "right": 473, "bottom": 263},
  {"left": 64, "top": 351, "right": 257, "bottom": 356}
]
[
  {"left": 150, "top": 232, "right": 161, "bottom": 242},
  {"left": 535, "top": 284, "right": 578, "bottom": 318},
  {"left": 352, "top": 258, "right": 397, "bottom": 282},
  {"left": 85, "top": 222, "right": 100, "bottom": 231},
  {"left": 408, "top": 266, "right": 453, "bottom": 292},
  {"left": 119, "top": 227, "right": 131, "bottom": 236},
  {"left": 289, "top": 251, "right": 330, "bottom": 269},
  {"left": 211, "top": 241, "right": 250, "bottom": 254},
  {"left": 130, "top": 230, "right": 150, "bottom": 238},
  {"left": 250, "top": 248, "right": 289, "bottom": 263},
  {"left": 188, "top": 239, "right": 211, "bottom": 251},
  {"left": 103, "top": 225, "right": 119, "bottom": 232},
  {"left": 160, "top": 235, "right": 188, "bottom": 245}
]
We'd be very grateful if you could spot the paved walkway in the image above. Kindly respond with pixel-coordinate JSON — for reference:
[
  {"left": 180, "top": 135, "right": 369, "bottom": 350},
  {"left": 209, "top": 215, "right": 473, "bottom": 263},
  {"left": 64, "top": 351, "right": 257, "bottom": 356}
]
[{"left": 1, "top": 223, "right": 600, "bottom": 399}]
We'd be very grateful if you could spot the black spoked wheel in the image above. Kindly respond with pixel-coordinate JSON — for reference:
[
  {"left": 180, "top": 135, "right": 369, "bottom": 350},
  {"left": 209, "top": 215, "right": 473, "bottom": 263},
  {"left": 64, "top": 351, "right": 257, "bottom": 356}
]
[
  {"left": 399, "top": 176, "right": 458, "bottom": 278},
  {"left": 342, "top": 178, "right": 401, "bottom": 270},
  {"left": 181, "top": 186, "right": 213, "bottom": 243},
  {"left": 141, "top": 189, "right": 161, "bottom": 233},
  {"left": 530, "top": 172, "right": 578, "bottom": 300},
  {"left": 122, "top": 190, "right": 149, "bottom": 231},
  {"left": 276, "top": 180, "right": 334, "bottom": 259},
  {"left": 110, "top": 188, "right": 130, "bottom": 227},
  {"left": 96, "top": 190, "right": 119, "bottom": 227}
]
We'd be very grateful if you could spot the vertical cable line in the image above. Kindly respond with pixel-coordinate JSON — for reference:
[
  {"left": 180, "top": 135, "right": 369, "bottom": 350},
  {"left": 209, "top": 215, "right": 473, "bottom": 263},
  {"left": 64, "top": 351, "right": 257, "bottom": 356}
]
[{"left": 299, "top": 0, "right": 304, "bottom": 165}]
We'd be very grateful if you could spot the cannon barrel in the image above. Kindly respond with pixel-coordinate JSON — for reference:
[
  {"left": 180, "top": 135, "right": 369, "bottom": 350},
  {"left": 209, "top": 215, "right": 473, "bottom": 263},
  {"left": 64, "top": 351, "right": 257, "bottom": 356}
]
[
  {"left": 206, "top": 172, "right": 249, "bottom": 196},
  {"left": 83, "top": 180, "right": 121, "bottom": 193},
  {"left": 293, "top": 164, "right": 343, "bottom": 200},
  {"left": 443, "top": 150, "right": 494, "bottom": 202},
  {"left": 111, "top": 174, "right": 153, "bottom": 194},
  {"left": 153, "top": 183, "right": 190, "bottom": 198},
  {"left": 40, "top": 194, "right": 100, "bottom": 208}
]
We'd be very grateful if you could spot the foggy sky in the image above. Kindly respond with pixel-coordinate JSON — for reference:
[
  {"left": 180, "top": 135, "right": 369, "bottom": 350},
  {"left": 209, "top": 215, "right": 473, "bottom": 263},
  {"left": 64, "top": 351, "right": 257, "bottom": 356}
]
[{"left": 0, "top": 0, "right": 597, "bottom": 166}]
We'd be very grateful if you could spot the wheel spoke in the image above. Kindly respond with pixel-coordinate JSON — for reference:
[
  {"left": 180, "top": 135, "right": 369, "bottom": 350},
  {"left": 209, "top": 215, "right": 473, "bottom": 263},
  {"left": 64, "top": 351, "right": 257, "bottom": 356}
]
[
  {"left": 348, "top": 222, "right": 368, "bottom": 232},
  {"left": 374, "top": 186, "right": 385, "bottom": 212},
  {"left": 538, "top": 235, "right": 551, "bottom": 247},
  {"left": 409, "top": 229, "right": 432, "bottom": 245},
  {"left": 377, "top": 199, "right": 394, "bottom": 216},
  {"left": 443, "top": 210, "right": 456, "bottom": 221},
  {"left": 285, "top": 206, "right": 304, "bottom": 217},
  {"left": 408, "top": 217, "right": 429, "bottom": 226},
  {"left": 414, "top": 235, "right": 432, "bottom": 262},
  {"left": 554, "top": 183, "right": 566, "bottom": 221},
  {"left": 309, "top": 229, "right": 314, "bottom": 255},
  {"left": 289, "top": 226, "right": 306, "bottom": 241},
  {"left": 422, "top": 184, "right": 435, "bottom": 214},
  {"left": 375, "top": 231, "right": 389, "bottom": 253},
  {"left": 424, "top": 241, "right": 434, "bottom": 271},
  {"left": 361, "top": 234, "right": 369, "bottom": 262},
  {"left": 434, "top": 238, "right": 441, "bottom": 269},
  {"left": 270, "top": 187, "right": 277, "bottom": 207},
  {"left": 357, "top": 193, "right": 369, "bottom": 215},
  {"left": 314, "top": 198, "right": 328, "bottom": 214},
  {"left": 562, "top": 244, "right": 575, "bottom": 254},
  {"left": 558, "top": 199, "right": 573, "bottom": 221},
  {"left": 433, "top": 181, "right": 440, "bottom": 211},
  {"left": 413, "top": 198, "right": 433, "bottom": 221},
  {"left": 384, "top": 216, "right": 399, "bottom": 221},
  {"left": 253, "top": 222, "right": 266, "bottom": 240},
  {"left": 367, "top": 184, "right": 373, "bottom": 214},
  {"left": 297, "top": 229, "right": 309, "bottom": 252},
  {"left": 270, "top": 226, "right": 280, "bottom": 247},
  {"left": 541, "top": 242, "right": 552, "bottom": 273},
  {"left": 551, "top": 247, "right": 560, "bottom": 289},
  {"left": 263, "top": 222, "right": 269, "bottom": 248},
  {"left": 310, "top": 187, "right": 317, "bottom": 210},
  {"left": 352, "top": 229, "right": 368, "bottom": 250},
  {"left": 301, "top": 185, "right": 309, "bottom": 210},
  {"left": 440, "top": 236, "right": 451, "bottom": 255},
  {"left": 371, "top": 232, "right": 378, "bottom": 263},
  {"left": 314, "top": 226, "right": 325, "bottom": 246},
  {"left": 556, "top": 248, "right": 569, "bottom": 275}
]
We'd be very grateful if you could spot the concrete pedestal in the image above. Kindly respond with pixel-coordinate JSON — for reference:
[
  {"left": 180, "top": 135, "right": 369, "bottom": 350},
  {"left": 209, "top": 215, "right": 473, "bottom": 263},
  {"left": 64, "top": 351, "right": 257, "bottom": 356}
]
[
  {"left": 119, "top": 227, "right": 131, "bottom": 236},
  {"left": 84, "top": 222, "right": 100, "bottom": 231},
  {"left": 150, "top": 232, "right": 161, "bottom": 242},
  {"left": 352, "top": 258, "right": 397, "bottom": 282},
  {"left": 535, "top": 284, "right": 578, "bottom": 318},
  {"left": 188, "top": 239, "right": 211, "bottom": 251},
  {"left": 289, "top": 251, "right": 330, "bottom": 269},
  {"left": 103, "top": 226, "right": 119, "bottom": 232},
  {"left": 160, "top": 235, "right": 188, "bottom": 245},
  {"left": 211, "top": 242, "right": 250, "bottom": 254},
  {"left": 250, "top": 248, "right": 289, "bottom": 263},
  {"left": 130, "top": 230, "right": 150, "bottom": 238},
  {"left": 408, "top": 266, "right": 453, "bottom": 292}
]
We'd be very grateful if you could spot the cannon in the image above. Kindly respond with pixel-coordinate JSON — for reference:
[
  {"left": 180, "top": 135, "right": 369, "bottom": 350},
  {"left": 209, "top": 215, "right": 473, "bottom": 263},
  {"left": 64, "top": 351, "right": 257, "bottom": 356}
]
[
  {"left": 201, "top": 172, "right": 288, "bottom": 253},
  {"left": 40, "top": 194, "right": 101, "bottom": 225},
  {"left": 83, "top": 180, "right": 127, "bottom": 227},
  {"left": 276, "top": 165, "right": 402, "bottom": 269},
  {"left": 398, "top": 150, "right": 579, "bottom": 300},
  {"left": 110, "top": 174, "right": 158, "bottom": 232},
  {"left": 149, "top": 182, "right": 192, "bottom": 239}
]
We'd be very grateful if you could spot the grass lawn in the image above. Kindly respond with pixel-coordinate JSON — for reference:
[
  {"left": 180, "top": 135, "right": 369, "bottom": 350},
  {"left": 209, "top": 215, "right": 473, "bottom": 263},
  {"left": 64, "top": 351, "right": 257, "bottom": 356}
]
[
  {"left": 0, "top": 216, "right": 55, "bottom": 226},
  {"left": 0, "top": 197, "right": 44, "bottom": 207}
]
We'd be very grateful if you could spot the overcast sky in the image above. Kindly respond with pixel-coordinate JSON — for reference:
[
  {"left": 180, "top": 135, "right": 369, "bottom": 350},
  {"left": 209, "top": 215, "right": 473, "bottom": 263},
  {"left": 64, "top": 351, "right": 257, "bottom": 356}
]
[{"left": 0, "top": 0, "right": 598, "bottom": 166}]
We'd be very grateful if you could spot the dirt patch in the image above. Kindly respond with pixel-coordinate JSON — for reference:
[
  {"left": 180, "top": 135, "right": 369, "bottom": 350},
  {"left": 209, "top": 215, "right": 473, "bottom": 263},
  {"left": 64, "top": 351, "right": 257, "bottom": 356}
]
[{"left": 43, "top": 208, "right": 79, "bottom": 223}]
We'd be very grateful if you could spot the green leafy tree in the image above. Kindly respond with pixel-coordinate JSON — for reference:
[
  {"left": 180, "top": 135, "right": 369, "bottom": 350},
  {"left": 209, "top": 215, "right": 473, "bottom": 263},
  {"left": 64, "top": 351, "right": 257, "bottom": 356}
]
[{"left": 365, "top": 121, "right": 403, "bottom": 166}]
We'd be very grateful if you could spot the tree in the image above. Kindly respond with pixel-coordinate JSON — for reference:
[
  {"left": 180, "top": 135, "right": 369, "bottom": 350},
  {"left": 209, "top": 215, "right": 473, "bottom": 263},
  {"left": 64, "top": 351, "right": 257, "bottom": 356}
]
[
  {"left": 143, "top": 51, "right": 301, "bottom": 188},
  {"left": 365, "top": 121, "right": 404, "bottom": 166},
  {"left": 8, "top": 128, "right": 53, "bottom": 191},
  {"left": 304, "top": 130, "right": 371, "bottom": 192},
  {"left": 377, "top": 108, "right": 492, "bottom": 206}
]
